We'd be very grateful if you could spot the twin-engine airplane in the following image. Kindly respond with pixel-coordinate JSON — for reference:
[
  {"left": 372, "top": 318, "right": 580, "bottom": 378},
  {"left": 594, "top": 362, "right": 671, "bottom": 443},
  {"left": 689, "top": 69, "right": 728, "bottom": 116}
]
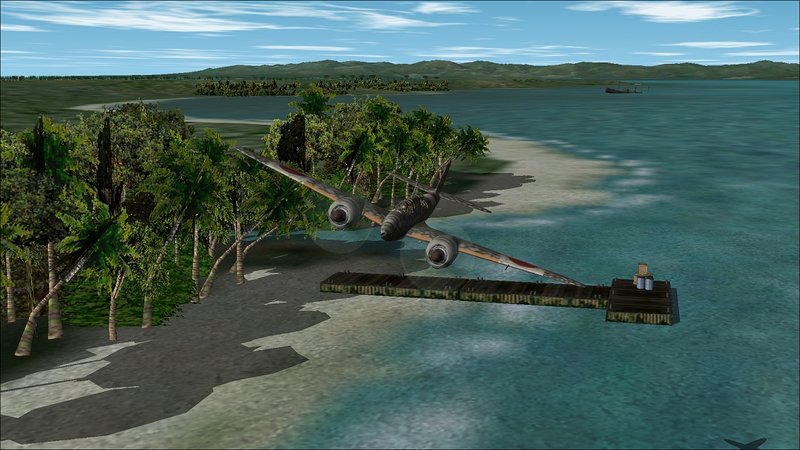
[{"left": 233, "top": 147, "right": 584, "bottom": 287}]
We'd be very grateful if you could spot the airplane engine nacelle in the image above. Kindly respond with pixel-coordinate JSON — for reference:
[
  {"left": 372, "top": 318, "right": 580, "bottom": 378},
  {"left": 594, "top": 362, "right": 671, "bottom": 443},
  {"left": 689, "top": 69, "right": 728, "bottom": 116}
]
[
  {"left": 327, "top": 197, "right": 364, "bottom": 230},
  {"left": 425, "top": 235, "right": 459, "bottom": 269}
]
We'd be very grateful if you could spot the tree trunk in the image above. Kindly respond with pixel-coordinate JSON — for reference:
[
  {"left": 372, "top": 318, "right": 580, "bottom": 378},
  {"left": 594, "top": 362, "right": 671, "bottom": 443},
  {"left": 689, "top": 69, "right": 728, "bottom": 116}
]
[
  {"left": 352, "top": 168, "right": 364, "bottom": 195},
  {"left": 15, "top": 254, "right": 88, "bottom": 357},
  {"left": 47, "top": 241, "right": 63, "bottom": 340},
  {"left": 371, "top": 173, "right": 393, "bottom": 204},
  {"left": 390, "top": 172, "right": 397, "bottom": 208},
  {"left": 192, "top": 218, "right": 200, "bottom": 301},
  {"left": 430, "top": 156, "right": 444, "bottom": 185},
  {"left": 208, "top": 233, "right": 216, "bottom": 258},
  {"left": 234, "top": 219, "right": 244, "bottom": 284},
  {"left": 24, "top": 255, "right": 35, "bottom": 311},
  {"left": 340, "top": 157, "right": 357, "bottom": 189},
  {"left": 371, "top": 164, "right": 382, "bottom": 203},
  {"left": 227, "top": 216, "right": 297, "bottom": 274},
  {"left": 412, "top": 172, "right": 421, "bottom": 197},
  {"left": 108, "top": 268, "right": 126, "bottom": 342},
  {"left": 405, "top": 169, "right": 414, "bottom": 198},
  {"left": 174, "top": 238, "right": 180, "bottom": 265},
  {"left": 142, "top": 216, "right": 184, "bottom": 328},
  {"left": 199, "top": 222, "right": 271, "bottom": 300},
  {"left": 5, "top": 253, "right": 15, "bottom": 323},
  {"left": 142, "top": 292, "right": 153, "bottom": 329}
]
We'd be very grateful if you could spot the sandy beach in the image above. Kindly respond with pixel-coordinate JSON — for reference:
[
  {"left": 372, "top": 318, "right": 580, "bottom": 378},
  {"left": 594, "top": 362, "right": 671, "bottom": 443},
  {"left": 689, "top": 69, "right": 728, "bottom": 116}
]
[
  {"left": 70, "top": 99, "right": 275, "bottom": 126},
  {"left": 1, "top": 136, "right": 620, "bottom": 448},
  {"left": 68, "top": 97, "right": 199, "bottom": 111},
  {"left": 458, "top": 135, "right": 619, "bottom": 216}
]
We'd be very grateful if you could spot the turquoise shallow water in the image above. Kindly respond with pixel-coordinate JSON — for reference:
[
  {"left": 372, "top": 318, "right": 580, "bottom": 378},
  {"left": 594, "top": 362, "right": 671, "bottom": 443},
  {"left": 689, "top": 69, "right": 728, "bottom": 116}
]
[{"left": 159, "top": 81, "right": 799, "bottom": 449}]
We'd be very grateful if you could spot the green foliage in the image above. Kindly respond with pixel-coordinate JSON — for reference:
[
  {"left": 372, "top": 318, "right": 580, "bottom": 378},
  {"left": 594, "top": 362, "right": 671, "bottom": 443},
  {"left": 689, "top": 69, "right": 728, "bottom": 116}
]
[
  {"left": 59, "top": 236, "right": 213, "bottom": 327},
  {"left": 290, "top": 85, "right": 334, "bottom": 116},
  {"left": 1, "top": 91, "right": 490, "bottom": 326},
  {"left": 173, "top": 59, "right": 800, "bottom": 82},
  {"left": 0, "top": 203, "right": 31, "bottom": 287},
  {"left": 22, "top": 116, "right": 80, "bottom": 187},
  {"left": 56, "top": 196, "right": 130, "bottom": 274}
]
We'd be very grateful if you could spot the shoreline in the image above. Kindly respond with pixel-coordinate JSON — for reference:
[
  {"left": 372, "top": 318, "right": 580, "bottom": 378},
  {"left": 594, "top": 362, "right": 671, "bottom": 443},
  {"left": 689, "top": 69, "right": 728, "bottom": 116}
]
[
  {"left": 1, "top": 119, "right": 621, "bottom": 449},
  {"left": 65, "top": 104, "right": 619, "bottom": 216},
  {"left": 458, "top": 134, "right": 619, "bottom": 216}
]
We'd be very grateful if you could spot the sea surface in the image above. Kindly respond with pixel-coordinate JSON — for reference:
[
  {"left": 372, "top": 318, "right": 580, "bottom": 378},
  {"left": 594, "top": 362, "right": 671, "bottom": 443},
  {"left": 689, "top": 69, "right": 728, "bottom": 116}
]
[{"left": 157, "top": 81, "right": 799, "bottom": 449}]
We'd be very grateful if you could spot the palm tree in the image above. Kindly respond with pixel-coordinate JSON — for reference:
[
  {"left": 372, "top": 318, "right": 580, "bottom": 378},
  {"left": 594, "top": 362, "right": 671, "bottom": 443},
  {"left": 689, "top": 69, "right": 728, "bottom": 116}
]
[
  {"left": 384, "top": 119, "right": 411, "bottom": 208},
  {"left": 184, "top": 130, "right": 225, "bottom": 299},
  {"left": 21, "top": 116, "right": 82, "bottom": 340},
  {"left": 290, "top": 86, "right": 334, "bottom": 117},
  {"left": 138, "top": 136, "right": 200, "bottom": 326},
  {"left": 15, "top": 197, "right": 123, "bottom": 356},
  {"left": 455, "top": 125, "right": 489, "bottom": 162},
  {"left": 1, "top": 204, "right": 30, "bottom": 322},
  {"left": 427, "top": 115, "right": 456, "bottom": 185}
]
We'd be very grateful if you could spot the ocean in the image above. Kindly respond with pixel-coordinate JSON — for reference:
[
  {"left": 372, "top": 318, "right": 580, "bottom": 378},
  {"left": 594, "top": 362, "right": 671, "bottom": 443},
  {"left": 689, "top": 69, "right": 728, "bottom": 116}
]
[{"left": 156, "top": 81, "right": 799, "bottom": 449}]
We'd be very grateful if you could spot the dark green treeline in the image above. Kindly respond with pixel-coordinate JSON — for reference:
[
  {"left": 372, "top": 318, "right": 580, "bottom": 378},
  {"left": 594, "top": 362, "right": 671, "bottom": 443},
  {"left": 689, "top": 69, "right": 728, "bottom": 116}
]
[{"left": 0, "top": 87, "right": 488, "bottom": 356}]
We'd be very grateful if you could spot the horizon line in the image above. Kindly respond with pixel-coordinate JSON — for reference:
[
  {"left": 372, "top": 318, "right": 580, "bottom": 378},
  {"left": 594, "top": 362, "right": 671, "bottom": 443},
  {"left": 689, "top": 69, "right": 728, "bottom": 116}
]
[{"left": 1, "top": 58, "right": 797, "bottom": 78}]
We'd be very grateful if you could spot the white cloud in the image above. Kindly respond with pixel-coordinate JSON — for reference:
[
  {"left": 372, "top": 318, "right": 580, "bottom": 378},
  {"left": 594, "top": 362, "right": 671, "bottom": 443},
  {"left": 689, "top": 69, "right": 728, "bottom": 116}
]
[
  {"left": 741, "top": 29, "right": 771, "bottom": 34},
  {"left": 255, "top": 45, "right": 353, "bottom": 51},
  {"left": 415, "top": 45, "right": 593, "bottom": 59},
  {"left": 663, "top": 41, "right": 771, "bottom": 48},
  {"left": 724, "top": 49, "right": 800, "bottom": 57},
  {"left": 665, "top": 58, "right": 721, "bottom": 63},
  {"left": 335, "top": 38, "right": 379, "bottom": 44},
  {"left": 413, "top": 2, "right": 478, "bottom": 14},
  {"left": 536, "top": 45, "right": 592, "bottom": 50},
  {"left": 3, "top": 2, "right": 464, "bottom": 34},
  {"left": 93, "top": 48, "right": 240, "bottom": 60},
  {"left": 337, "top": 54, "right": 388, "bottom": 58},
  {"left": 494, "top": 16, "right": 522, "bottom": 22},
  {"left": 793, "top": 27, "right": 800, "bottom": 31},
  {"left": 357, "top": 11, "right": 462, "bottom": 29},
  {"left": 2, "top": 2, "right": 319, "bottom": 32},
  {"left": 632, "top": 51, "right": 686, "bottom": 56},
  {"left": 567, "top": 1, "right": 758, "bottom": 23},
  {"left": 1, "top": 24, "right": 47, "bottom": 32},
  {"left": 0, "top": 50, "right": 34, "bottom": 54}
]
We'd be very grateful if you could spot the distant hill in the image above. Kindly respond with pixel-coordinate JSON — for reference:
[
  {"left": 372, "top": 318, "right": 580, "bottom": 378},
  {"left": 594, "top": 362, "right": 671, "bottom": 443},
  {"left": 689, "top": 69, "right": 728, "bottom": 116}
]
[{"left": 171, "top": 60, "right": 799, "bottom": 85}]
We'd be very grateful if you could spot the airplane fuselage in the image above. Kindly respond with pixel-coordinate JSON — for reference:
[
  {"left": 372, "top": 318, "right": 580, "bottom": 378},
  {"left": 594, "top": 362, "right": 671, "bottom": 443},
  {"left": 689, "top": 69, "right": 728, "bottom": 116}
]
[{"left": 380, "top": 192, "right": 440, "bottom": 241}]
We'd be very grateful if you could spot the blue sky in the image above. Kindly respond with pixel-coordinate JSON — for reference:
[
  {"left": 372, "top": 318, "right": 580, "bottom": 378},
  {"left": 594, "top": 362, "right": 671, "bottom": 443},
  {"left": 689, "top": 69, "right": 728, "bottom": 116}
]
[{"left": 1, "top": 1, "right": 798, "bottom": 76}]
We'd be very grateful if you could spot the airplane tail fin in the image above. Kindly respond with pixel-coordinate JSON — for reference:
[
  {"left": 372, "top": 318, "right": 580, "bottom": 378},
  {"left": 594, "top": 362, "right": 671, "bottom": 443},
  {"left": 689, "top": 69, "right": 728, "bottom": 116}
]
[{"left": 389, "top": 158, "right": 492, "bottom": 213}]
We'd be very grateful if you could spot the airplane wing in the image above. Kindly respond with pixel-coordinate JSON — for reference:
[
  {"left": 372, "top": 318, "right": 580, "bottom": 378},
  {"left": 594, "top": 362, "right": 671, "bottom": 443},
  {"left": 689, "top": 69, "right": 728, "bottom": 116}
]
[
  {"left": 407, "top": 222, "right": 585, "bottom": 287},
  {"left": 232, "top": 147, "right": 387, "bottom": 226}
]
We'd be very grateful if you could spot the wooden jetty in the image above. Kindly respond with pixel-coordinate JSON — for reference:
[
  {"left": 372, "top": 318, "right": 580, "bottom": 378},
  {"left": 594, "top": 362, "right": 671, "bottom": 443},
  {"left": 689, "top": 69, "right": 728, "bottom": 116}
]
[
  {"left": 320, "top": 272, "right": 678, "bottom": 325},
  {"left": 606, "top": 278, "right": 675, "bottom": 325}
]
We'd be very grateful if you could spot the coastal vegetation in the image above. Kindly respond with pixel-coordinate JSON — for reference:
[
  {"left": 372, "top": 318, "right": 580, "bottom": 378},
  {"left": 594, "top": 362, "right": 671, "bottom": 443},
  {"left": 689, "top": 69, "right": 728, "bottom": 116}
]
[
  {"left": 0, "top": 88, "right": 489, "bottom": 356},
  {"left": 194, "top": 77, "right": 449, "bottom": 96},
  {"left": 178, "top": 59, "right": 800, "bottom": 82},
  {"left": 3, "top": 59, "right": 796, "bottom": 133}
]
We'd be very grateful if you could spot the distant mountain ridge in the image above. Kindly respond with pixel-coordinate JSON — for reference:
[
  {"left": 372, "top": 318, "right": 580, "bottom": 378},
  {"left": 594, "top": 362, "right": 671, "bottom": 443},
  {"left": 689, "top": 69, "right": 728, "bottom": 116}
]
[{"left": 172, "top": 60, "right": 799, "bottom": 82}]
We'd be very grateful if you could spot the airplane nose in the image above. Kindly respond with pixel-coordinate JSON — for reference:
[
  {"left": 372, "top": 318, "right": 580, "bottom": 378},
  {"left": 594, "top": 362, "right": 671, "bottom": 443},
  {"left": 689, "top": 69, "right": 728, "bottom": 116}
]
[{"left": 380, "top": 230, "right": 386, "bottom": 238}]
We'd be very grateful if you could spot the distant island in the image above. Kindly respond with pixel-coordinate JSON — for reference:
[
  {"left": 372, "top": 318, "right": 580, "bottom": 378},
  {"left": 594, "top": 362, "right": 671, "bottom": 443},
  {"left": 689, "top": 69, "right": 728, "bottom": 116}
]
[
  {"left": 1, "top": 59, "right": 797, "bottom": 131},
  {"left": 3, "top": 60, "right": 797, "bottom": 89},
  {"left": 176, "top": 60, "right": 800, "bottom": 86}
]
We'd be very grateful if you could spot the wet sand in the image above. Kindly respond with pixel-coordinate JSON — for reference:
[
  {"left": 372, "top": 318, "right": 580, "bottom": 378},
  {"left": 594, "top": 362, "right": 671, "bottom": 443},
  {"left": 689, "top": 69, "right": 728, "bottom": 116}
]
[{"left": 1, "top": 137, "right": 619, "bottom": 449}]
